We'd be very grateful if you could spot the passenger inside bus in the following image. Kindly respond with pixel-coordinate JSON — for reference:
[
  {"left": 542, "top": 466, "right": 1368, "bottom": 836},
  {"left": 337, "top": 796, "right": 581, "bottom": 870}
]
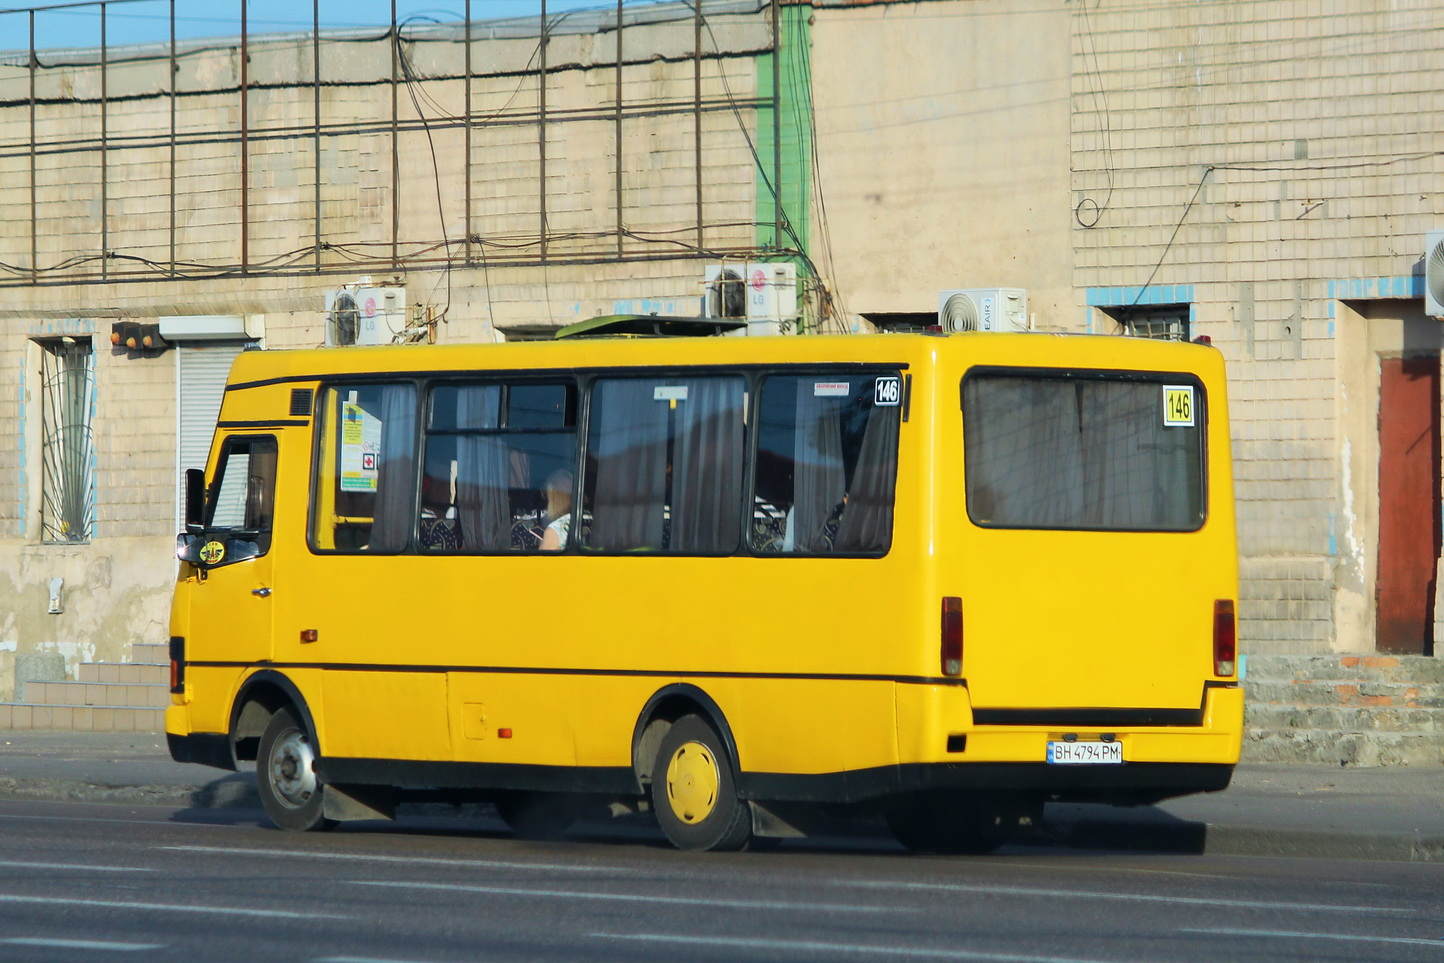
[{"left": 540, "top": 469, "right": 573, "bottom": 551}]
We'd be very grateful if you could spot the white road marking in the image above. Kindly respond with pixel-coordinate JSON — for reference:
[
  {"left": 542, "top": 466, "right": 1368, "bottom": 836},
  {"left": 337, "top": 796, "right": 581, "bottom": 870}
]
[
  {"left": 0, "top": 813, "right": 217, "bottom": 828},
  {"left": 1182, "top": 927, "right": 1444, "bottom": 948},
  {"left": 837, "top": 880, "right": 1414, "bottom": 915},
  {"left": 0, "top": 893, "right": 348, "bottom": 920},
  {"left": 0, "top": 860, "right": 153, "bottom": 873},
  {"left": 2, "top": 938, "right": 163, "bottom": 952},
  {"left": 592, "top": 933, "right": 1109, "bottom": 962},
  {"left": 351, "top": 880, "right": 911, "bottom": 914},
  {"left": 164, "top": 845, "right": 614, "bottom": 873}
]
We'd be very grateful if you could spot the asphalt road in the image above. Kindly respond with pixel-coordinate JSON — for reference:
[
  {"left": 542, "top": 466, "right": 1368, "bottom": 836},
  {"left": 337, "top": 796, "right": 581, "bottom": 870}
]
[{"left": 0, "top": 798, "right": 1440, "bottom": 962}]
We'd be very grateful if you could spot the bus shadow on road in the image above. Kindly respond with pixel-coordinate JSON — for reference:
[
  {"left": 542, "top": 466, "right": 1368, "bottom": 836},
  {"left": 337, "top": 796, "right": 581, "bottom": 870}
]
[{"left": 1033, "top": 801, "right": 1208, "bottom": 855}]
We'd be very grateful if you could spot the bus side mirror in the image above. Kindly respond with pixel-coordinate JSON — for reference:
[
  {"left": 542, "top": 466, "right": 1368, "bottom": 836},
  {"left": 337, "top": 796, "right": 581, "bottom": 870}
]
[{"left": 184, "top": 468, "right": 206, "bottom": 535}]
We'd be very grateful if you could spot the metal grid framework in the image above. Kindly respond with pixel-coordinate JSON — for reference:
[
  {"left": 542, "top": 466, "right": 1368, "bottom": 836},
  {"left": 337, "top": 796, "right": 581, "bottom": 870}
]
[{"left": 0, "top": 0, "right": 787, "bottom": 287}]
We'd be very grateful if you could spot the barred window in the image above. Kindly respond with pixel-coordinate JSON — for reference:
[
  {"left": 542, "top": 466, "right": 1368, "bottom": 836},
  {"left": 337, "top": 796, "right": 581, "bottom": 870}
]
[{"left": 38, "top": 339, "right": 95, "bottom": 543}]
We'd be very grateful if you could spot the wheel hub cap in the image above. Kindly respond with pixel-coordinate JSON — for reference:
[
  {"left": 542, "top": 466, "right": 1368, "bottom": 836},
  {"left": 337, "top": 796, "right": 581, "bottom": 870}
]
[
  {"left": 665, "top": 741, "right": 719, "bottom": 825},
  {"left": 269, "top": 728, "right": 318, "bottom": 809}
]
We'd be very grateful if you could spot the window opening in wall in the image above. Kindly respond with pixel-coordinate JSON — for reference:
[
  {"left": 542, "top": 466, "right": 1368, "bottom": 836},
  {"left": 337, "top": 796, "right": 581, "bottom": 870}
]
[
  {"left": 1100, "top": 304, "right": 1190, "bottom": 341},
  {"left": 38, "top": 338, "right": 96, "bottom": 543}
]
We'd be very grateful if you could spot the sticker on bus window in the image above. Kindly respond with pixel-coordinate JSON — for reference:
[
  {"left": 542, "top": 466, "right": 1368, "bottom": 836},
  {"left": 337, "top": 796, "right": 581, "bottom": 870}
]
[
  {"left": 814, "top": 381, "right": 849, "bottom": 397},
  {"left": 653, "top": 386, "right": 689, "bottom": 402},
  {"left": 1163, "top": 385, "right": 1195, "bottom": 427},
  {"left": 874, "top": 376, "right": 902, "bottom": 406},
  {"left": 340, "top": 401, "right": 382, "bottom": 492}
]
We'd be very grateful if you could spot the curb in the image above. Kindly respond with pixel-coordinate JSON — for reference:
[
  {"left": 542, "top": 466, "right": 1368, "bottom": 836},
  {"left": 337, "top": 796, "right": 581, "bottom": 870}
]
[{"left": 0, "top": 775, "right": 261, "bottom": 811}]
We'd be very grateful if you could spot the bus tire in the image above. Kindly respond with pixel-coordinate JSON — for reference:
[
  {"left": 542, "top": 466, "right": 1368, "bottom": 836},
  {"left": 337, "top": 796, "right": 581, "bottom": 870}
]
[
  {"left": 257, "top": 706, "right": 336, "bottom": 832},
  {"left": 651, "top": 714, "right": 751, "bottom": 852},
  {"left": 885, "top": 791, "right": 1006, "bottom": 855}
]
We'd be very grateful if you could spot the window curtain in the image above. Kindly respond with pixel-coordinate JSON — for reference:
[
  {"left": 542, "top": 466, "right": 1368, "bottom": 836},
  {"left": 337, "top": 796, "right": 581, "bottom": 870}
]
[
  {"left": 834, "top": 404, "right": 900, "bottom": 553},
  {"left": 1078, "top": 382, "right": 1196, "bottom": 529},
  {"left": 791, "top": 379, "right": 845, "bottom": 553},
  {"left": 455, "top": 385, "right": 511, "bottom": 551},
  {"left": 671, "top": 378, "right": 744, "bottom": 553},
  {"left": 369, "top": 385, "right": 417, "bottom": 553},
  {"left": 964, "top": 379, "right": 1084, "bottom": 526},
  {"left": 587, "top": 379, "right": 669, "bottom": 550}
]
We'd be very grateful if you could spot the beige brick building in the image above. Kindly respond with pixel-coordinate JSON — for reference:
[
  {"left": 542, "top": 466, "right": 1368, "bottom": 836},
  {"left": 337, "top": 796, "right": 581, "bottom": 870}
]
[{"left": 0, "top": 0, "right": 1440, "bottom": 700}]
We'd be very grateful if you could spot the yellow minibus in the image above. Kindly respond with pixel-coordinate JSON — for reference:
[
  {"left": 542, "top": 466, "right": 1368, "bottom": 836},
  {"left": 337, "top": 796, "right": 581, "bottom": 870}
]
[{"left": 166, "top": 321, "right": 1242, "bottom": 853}]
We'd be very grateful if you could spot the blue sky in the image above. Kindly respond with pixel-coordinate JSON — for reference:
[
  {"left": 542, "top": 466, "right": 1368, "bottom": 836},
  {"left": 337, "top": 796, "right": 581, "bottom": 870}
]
[{"left": 0, "top": 0, "right": 608, "bottom": 52}]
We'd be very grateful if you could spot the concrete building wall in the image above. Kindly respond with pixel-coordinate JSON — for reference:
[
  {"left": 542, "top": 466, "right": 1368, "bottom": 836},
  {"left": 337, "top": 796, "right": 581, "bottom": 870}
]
[
  {"left": 809, "top": 1, "right": 1075, "bottom": 327},
  {"left": 1069, "top": 0, "right": 1444, "bottom": 655},
  {"left": 3, "top": 0, "right": 1443, "bottom": 685}
]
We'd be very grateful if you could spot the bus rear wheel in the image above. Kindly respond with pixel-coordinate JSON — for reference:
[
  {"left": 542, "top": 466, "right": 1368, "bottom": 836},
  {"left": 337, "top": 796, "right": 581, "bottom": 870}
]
[
  {"left": 651, "top": 715, "right": 751, "bottom": 852},
  {"left": 257, "top": 706, "right": 336, "bottom": 832},
  {"left": 885, "top": 791, "right": 1007, "bottom": 855}
]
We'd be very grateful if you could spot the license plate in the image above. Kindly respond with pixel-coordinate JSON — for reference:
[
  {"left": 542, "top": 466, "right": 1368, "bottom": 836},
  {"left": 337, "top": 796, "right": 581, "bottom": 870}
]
[{"left": 1047, "top": 741, "right": 1123, "bottom": 765}]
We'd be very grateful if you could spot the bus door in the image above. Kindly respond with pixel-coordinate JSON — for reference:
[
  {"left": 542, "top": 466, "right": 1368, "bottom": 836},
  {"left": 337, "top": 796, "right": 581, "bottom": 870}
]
[{"left": 184, "top": 434, "right": 280, "bottom": 670}]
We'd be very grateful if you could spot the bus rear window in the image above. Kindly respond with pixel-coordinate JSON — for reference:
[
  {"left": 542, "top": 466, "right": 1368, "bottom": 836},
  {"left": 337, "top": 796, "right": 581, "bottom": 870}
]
[{"left": 962, "top": 373, "right": 1205, "bottom": 532}]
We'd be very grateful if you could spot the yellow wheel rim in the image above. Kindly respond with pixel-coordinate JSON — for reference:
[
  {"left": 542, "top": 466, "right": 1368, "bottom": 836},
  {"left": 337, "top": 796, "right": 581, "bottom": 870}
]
[{"left": 665, "top": 741, "right": 720, "bottom": 825}]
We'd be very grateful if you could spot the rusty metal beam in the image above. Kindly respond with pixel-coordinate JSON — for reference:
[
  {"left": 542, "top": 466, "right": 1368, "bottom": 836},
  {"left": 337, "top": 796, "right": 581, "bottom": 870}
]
[
  {"left": 240, "top": 0, "right": 250, "bottom": 274},
  {"left": 464, "top": 0, "right": 472, "bottom": 265},
  {"left": 391, "top": 0, "right": 399, "bottom": 270},
  {"left": 29, "top": 10, "right": 37, "bottom": 282},
  {"left": 614, "top": 0, "right": 623, "bottom": 256},
  {"left": 539, "top": 0, "right": 548, "bottom": 262},
  {"left": 170, "top": 0, "right": 176, "bottom": 273},
  {"left": 313, "top": 0, "right": 321, "bottom": 271},
  {"left": 100, "top": 1, "right": 108, "bottom": 280},
  {"left": 694, "top": 0, "right": 703, "bottom": 252}
]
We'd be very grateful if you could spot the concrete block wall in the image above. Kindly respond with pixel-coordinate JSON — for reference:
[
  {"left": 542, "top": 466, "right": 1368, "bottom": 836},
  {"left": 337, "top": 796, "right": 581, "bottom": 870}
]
[{"left": 1070, "top": 0, "right": 1444, "bottom": 653}]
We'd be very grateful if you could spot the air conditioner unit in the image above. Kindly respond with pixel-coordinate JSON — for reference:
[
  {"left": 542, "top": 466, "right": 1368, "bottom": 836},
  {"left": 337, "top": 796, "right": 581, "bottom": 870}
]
[
  {"left": 703, "top": 265, "right": 747, "bottom": 320},
  {"left": 1425, "top": 231, "right": 1444, "bottom": 318},
  {"left": 938, "top": 288, "right": 1028, "bottom": 333},
  {"left": 704, "top": 263, "right": 799, "bottom": 325},
  {"left": 324, "top": 282, "right": 407, "bottom": 346}
]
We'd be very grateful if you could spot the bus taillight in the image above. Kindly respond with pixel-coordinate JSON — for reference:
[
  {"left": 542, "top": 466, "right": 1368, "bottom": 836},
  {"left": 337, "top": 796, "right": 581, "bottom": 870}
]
[
  {"left": 169, "top": 635, "right": 186, "bottom": 694},
  {"left": 1213, "top": 600, "right": 1236, "bottom": 677},
  {"left": 941, "top": 597, "right": 963, "bottom": 676}
]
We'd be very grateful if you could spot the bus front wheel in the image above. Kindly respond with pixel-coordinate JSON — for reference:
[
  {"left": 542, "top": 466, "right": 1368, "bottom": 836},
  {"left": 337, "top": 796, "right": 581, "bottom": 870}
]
[
  {"left": 257, "top": 706, "right": 337, "bottom": 832},
  {"left": 651, "top": 715, "right": 751, "bottom": 851}
]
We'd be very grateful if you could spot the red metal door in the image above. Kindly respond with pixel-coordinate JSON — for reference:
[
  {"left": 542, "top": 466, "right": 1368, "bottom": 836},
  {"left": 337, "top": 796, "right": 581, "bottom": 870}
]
[{"left": 1376, "top": 355, "right": 1441, "bottom": 654}]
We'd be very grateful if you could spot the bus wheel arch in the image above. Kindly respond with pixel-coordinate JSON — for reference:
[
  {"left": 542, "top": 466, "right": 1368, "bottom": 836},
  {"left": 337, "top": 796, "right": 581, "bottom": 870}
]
[
  {"left": 229, "top": 670, "right": 319, "bottom": 764},
  {"left": 630, "top": 684, "right": 742, "bottom": 789}
]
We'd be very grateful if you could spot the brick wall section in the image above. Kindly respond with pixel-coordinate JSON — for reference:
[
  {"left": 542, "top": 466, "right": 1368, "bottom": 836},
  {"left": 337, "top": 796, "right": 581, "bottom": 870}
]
[{"left": 1072, "top": 1, "right": 1444, "bottom": 653}]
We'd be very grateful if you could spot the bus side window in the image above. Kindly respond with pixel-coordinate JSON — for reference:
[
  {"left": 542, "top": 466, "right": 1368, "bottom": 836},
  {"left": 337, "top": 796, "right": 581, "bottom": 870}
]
[
  {"left": 580, "top": 376, "right": 745, "bottom": 554},
  {"left": 206, "top": 435, "right": 278, "bottom": 558},
  {"left": 425, "top": 381, "right": 577, "bottom": 553},
  {"left": 313, "top": 383, "right": 418, "bottom": 553},
  {"left": 751, "top": 374, "right": 900, "bottom": 556}
]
